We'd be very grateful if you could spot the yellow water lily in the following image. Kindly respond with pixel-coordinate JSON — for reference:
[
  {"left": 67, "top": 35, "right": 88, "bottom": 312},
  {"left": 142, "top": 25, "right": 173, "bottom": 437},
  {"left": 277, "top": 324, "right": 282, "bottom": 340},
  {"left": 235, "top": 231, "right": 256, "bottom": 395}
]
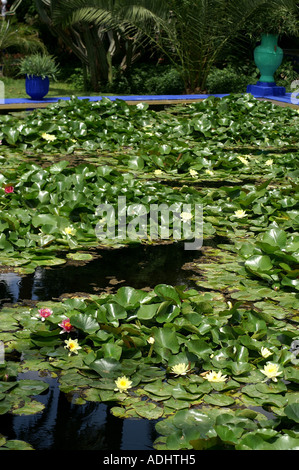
[
  {"left": 205, "top": 169, "right": 214, "bottom": 176},
  {"left": 114, "top": 376, "right": 132, "bottom": 393},
  {"left": 265, "top": 159, "right": 273, "bottom": 166},
  {"left": 237, "top": 156, "right": 249, "bottom": 165},
  {"left": 233, "top": 209, "right": 247, "bottom": 218},
  {"left": 180, "top": 211, "right": 193, "bottom": 222},
  {"left": 62, "top": 226, "right": 76, "bottom": 236},
  {"left": 64, "top": 338, "right": 82, "bottom": 356},
  {"left": 261, "top": 347, "right": 273, "bottom": 358},
  {"left": 204, "top": 370, "right": 227, "bottom": 382},
  {"left": 171, "top": 363, "right": 190, "bottom": 376},
  {"left": 260, "top": 362, "right": 282, "bottom": 382},
  {"left": 189, "top": 169, "right": 198, "bottom": 177},
  {"left": 154, "top": 169, "right": 163, "bottom": 176},
  {"left": 41, "top": 132, "right": 56, "bottom": 142}
]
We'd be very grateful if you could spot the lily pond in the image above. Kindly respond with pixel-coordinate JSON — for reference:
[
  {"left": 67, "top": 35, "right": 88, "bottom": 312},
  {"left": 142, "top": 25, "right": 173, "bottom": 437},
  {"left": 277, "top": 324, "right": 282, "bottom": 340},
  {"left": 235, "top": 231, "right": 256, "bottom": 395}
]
[{"left": 0, "top": 94, "right": 299, "bottom": 451}]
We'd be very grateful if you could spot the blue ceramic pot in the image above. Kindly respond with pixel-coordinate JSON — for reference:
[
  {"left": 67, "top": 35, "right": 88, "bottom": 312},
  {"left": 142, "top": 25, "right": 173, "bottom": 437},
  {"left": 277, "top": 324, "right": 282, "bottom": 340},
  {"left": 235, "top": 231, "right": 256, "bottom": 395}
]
[{"left": 25, "top": 75, "right": 50, "bottom": 100}]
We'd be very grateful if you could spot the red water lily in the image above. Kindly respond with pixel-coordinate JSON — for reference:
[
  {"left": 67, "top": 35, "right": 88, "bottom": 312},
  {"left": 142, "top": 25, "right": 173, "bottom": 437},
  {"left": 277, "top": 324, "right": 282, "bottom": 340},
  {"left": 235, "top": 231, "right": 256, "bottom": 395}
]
[{"left": 4, "top": 186, "right": 14, "bottom": 194}]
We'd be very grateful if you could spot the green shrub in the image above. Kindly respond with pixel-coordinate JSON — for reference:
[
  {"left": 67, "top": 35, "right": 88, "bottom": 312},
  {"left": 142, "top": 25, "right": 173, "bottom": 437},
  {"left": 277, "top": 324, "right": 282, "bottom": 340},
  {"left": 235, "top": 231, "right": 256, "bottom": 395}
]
[
  {"left": 104, "top": 64, "right": 184, "bottom": 95},
  {"left": 206, "top": 65, "right": 257, "bottom": 94},
  {"left": 67, "top": 67, "right": 92, "bottom": 91},
  {"left": 142, "top": 66, "right": 184, "bottom": 94},
  {"left": 64, "top": 63, "right": 184, "bottom": 95},
  {"left": 207, "top": 59, "right": 299, "bottom": 94},
  {"left": 275, "top": 59, "right": 299, "bottom": 91}
]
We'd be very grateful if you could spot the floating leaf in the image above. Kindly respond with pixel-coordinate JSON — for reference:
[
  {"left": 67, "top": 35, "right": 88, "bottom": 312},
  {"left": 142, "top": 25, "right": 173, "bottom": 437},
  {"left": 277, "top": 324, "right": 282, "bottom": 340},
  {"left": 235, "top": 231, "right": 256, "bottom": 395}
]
[
  {"left": 204, "top": 394, "right": 235, "bottom": 406},
  {"left": 89, "top": 358, "right": 122, "bottom": 378},
  {"left": 284, "top": 403, "right": 299, "bottom": 423},
  {"left": 70, "top": 313, "right": 99, "bottom": 334}
]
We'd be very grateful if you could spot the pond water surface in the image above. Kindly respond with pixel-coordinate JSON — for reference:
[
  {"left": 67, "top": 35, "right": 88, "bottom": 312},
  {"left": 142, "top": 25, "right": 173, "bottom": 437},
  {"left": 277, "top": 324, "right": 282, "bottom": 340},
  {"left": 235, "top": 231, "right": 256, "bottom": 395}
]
[{"left": 0, "top": 242, "right": 204, "bottom": 450}]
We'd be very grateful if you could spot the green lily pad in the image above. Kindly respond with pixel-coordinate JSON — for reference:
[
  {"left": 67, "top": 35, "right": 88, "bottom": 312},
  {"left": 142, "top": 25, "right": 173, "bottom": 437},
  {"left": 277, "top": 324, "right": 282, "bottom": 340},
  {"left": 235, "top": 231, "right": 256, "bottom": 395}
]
[
  {"left": 12, "top": 399, "right": 45, "bottom": 415},
  {"left": 203, "top": 393, "right": 235, "bottom": 406},
  {"left": 89, "top": 358, "right": 122, "bottom": 378},
  {"left": 284, "top": 403, "right": 299, "bottom": 423},
  {"left": 66, "top": 252, "right": 94, "bottom": 261}
]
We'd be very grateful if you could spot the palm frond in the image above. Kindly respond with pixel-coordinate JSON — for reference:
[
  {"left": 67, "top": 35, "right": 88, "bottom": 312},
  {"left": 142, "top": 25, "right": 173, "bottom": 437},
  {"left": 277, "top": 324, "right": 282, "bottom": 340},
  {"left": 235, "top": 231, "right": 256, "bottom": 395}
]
[{"left": 0, "top": 20, "right": 46, "bottom": 53}]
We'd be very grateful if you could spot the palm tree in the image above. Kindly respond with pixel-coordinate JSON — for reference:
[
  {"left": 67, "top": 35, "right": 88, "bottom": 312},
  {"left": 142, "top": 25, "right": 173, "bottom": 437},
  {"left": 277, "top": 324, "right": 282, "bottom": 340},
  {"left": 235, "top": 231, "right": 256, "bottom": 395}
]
[
  {"left": 0, "top": 0, "right": 46, "bottom": 75},
  {"left": 47, "top": 0, "right": 299, "bottom": 92},
  {"left": 34, "top": 0, "right": 145, "bottom": 92},
  {"left": 110, "top": 0, "right": 299, "bottom": 92}
]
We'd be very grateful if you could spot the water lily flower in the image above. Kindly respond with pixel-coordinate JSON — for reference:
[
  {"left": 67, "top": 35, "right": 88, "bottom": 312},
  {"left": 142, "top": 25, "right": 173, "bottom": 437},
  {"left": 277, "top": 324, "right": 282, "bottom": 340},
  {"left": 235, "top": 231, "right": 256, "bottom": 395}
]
[
  {"left": 233, "top": 209, "right": 247, "bottom": 218},
  {"left": 38, "top": 308, "right": 53, "bottom": 321},
  {"left": 170, "top": 363, "right": 190, "bottom": 376},
  {"left": 64, "top": 338, "right": 82, "bottom": 356},
  {"left": 204, "top": 370, "right": 227, "bottom": 382},
  {"left": 261, "top": 347, "right": 273, "bottom": 358},
  {"left": 41, "top": 132, "right": 56, "bottom": 142},
  {"left": 237, "top": 156, "right": 249, "bottom": 165},
  {"left": 4, "top": 186, "right": 14, "bottom": 194},
  {"left": 114, "top": 376, "right": 132, "bottom": 393},
  {"left": 62, "top": 226, "right": 76, "bottom": 236},
  {"left": 154, "top": 169, "right": 163, "bottom": 176},
  {"left": 265, "top": 159, "right": 273, "bottom": 166},
  {"left": 59, "top": 318, "right": 74, "bottom": 334},
  {"left": 260, "top": 362, "right": 282, "bottom": 382},
  {"left": 147, "top": 336, "right": 155, "bottom": 357},
  {"left": 180, "top": 211, "right": 193, "bottom": 222},
  {"left": 205, "top": 169, "right": 214, "bottom": 176},
  {"left": 189, "top": 169, "right": 198, "bottom": 177}
]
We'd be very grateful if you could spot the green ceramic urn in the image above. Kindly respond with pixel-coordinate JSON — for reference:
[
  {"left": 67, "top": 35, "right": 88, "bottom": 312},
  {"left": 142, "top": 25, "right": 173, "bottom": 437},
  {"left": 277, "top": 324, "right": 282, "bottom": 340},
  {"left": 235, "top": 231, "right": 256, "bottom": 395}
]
[{"left": 254, "top": 33, "right": 283, "bottom": 83}]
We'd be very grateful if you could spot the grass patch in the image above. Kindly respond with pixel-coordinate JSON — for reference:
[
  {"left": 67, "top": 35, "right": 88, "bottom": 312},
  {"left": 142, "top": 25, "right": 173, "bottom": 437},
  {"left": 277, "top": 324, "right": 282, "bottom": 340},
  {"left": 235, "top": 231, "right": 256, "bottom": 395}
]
[{"left": 1, "top": 77, "right": 110, "bottom": 99}]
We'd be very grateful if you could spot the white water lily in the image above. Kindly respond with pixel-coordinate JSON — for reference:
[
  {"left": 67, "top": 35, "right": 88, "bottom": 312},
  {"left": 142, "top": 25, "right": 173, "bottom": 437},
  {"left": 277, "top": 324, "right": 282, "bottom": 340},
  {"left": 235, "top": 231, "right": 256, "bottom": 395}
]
[
  {"left": 41, "top": 132, "right": 56, "bottom": 142},
  {"left": 171, "top": 363, "right": 190, "bottom": 376},
  {"left": 147, "top": 336, "right": 155, "bottom": 344},
  {"left": 189, "top": 169, "right": 198, "bottom": 177},
  {"left": 64, "top": 338, "right": 82, "bottom": 356},
  {"left": 204, "top": 370, "right": 227, "bottom": 382},
  {"left": 265, "top": 159, "right": 273, "bottom": 166},
  {"left": 180, "top": 211, "right": 193, "bottom": 222},
  {"left": 260, "top": 362, "right": 282, "bottom": 382},
  {"left": 233, "top": 209, "right": 247, "bottom": 218},
  {"left": 62, "top": 226, "right": 76, "bottom": 236}
]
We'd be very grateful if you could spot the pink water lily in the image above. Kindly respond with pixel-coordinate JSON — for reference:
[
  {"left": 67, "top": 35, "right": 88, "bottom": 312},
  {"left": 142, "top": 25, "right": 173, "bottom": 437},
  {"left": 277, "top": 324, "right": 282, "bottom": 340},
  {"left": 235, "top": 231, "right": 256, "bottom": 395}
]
[
  {"left": 38, "top": 308, "right": 53, "bottom": 321},
  {"left": 58, "top": 318, "right": 74, "bottom": 333}
]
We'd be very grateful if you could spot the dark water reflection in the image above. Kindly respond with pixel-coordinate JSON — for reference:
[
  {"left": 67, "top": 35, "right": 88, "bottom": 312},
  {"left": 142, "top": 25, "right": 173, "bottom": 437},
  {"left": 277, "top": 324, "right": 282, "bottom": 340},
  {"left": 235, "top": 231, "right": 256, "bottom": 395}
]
[
  {"left": 0, "top": 243, "right": 201, "bottom": 305},
  {"left": 1, "top": 372, "right": 158, "bottom": 451},
  {"left": 0, "top": 242, "right": 205, "bottom": 450}
]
